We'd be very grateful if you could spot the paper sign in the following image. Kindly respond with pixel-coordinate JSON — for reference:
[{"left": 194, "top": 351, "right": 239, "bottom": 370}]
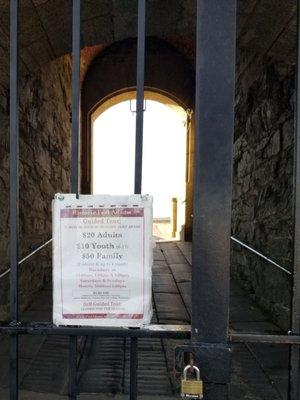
[{"left": 53, "top": 194, "right": 153, "bottom": 327}]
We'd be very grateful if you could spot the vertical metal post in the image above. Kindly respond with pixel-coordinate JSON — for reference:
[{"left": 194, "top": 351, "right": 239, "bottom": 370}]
[
  {"left": 131, "top": 2, "right": 146, "bottom": 397},
  {"left": 289, "top": 0, "right": 300, "bottom": 398},
  {"left": 69, "top": 336, "right": 77, "bottom": 400},
  {"left": 130, "top": 338, "right": 138, "bottom": 400},
  {"left": 134, "top": 0, "right": 146, "bottom": 194},
  {"left": 69, "top": 1, "right": 80, "bottom": 399},
  {"left": 9, "top": 1, "right": 19, "bottom": 399},
  {"left": 192, "top": 0, "right": 236, "bottom": 398},
  {"left": 71, "top": 0, "right": 81, "bottom": 195}
]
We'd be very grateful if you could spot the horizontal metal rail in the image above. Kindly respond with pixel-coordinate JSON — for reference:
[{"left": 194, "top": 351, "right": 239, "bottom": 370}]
[
  {"left": 231, "top": 236, "right": 292, "bottom": 276},
  {"left": 1, "top": 323, "right": 300, "bottom": 345},
  {"left": 230, "top": 332, "right": 300, "bottom": 345},
  {"left": 0, "top": 238, "right": 53, "bottom": 280},
  {"left": 0, "top": 323, "right": 191, "bottom": 339}
]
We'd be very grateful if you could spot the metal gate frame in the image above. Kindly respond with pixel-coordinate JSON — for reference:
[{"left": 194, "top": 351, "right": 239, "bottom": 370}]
[{"left": 1, "top": 1, "right": 300, "bottom": 399}]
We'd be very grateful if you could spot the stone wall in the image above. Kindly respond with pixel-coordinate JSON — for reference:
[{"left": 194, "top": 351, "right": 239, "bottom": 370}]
[
  {"left": 231, "top": 60, "right": 295, "bottom": 329},
  {"left": 0, "top": 56, "right": 72, "bottom": 319}
]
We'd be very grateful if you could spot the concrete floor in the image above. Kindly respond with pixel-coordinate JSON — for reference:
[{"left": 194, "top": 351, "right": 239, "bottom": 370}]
[{"left": 0, "top": 241, "right": 289, "bottom": 399}]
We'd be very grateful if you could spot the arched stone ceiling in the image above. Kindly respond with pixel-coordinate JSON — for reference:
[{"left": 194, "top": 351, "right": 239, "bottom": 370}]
[
  {"left": 0, "top": 0, "right": 297, "bottom": 91},
  {"left": 0, "top": 0, "right": 196, "bottom": 73}
]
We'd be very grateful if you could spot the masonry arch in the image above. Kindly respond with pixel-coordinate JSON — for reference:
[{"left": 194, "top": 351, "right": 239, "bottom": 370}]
[{"left": 81, "top": 38, "right": 195, "bottom": 239}]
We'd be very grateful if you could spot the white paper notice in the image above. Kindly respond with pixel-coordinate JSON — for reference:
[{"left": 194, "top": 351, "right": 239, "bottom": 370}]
[{"left": 53, "top": 194, "right": 153, "bottom": 327}]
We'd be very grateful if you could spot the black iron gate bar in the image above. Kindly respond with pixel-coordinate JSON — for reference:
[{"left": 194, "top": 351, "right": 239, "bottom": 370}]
[
  {"left": 3, "top": 0, "right": 300, "bottom": 400},
  {"left": 190, "top": 0, "right": 235, "bottom": 398},
  {"left": 2, "top": 324, "right": 300, "bottom": 345},
  {"left": 290, "top": 1, "right": 300, "bottom": 399},
  {"left": 69, "top": 1, "right": 81, "bottom": 398},
  {"left": 130, "top": 3, "right": 146, "bottom": 398},
  {"left": 9, "top": 1, "right": 19, "bottom": 400}
]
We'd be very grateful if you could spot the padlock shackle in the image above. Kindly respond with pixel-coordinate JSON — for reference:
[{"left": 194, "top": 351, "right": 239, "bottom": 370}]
[{"left": 183, "top": 364, "right": 200, "bottom": 380}]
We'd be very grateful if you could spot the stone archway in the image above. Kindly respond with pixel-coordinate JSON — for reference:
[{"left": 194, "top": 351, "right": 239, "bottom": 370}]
[{"left": 81, "top": 37, "right": 195, "bottom": 239}]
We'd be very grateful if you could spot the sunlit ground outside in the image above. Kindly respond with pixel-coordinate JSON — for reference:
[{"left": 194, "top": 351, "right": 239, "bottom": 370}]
[{"left": 92, "top": 98, "right": 187, "bottom": 240}]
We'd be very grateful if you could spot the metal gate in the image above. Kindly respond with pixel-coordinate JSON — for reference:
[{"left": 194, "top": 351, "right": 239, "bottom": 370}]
[{"left": 1, "top": 1, "right": 300, "bottom": 399}]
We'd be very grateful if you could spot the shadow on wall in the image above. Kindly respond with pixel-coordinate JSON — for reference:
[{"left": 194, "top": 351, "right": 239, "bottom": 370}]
[
  {"left": 0, "top": 56, "right": 72, "bottom": 319},
  {"left": 231, "top": 62, "right": 295, "bottom": 330}
]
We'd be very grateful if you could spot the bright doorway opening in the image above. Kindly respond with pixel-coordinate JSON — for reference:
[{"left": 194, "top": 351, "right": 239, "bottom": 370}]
[{"left": 92, "top": 92, "right": 187, "bottom": 241}]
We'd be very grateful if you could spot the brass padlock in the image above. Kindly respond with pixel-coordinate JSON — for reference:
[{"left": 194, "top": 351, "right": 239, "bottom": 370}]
[{"left": 181, "top": 364, "right": 203, "bottom": 399}]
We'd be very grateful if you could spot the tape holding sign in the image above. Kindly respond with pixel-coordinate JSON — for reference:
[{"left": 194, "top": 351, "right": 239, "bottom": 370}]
[{"left": 52, "top": 194, "right": 153, "bottom": 327}]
